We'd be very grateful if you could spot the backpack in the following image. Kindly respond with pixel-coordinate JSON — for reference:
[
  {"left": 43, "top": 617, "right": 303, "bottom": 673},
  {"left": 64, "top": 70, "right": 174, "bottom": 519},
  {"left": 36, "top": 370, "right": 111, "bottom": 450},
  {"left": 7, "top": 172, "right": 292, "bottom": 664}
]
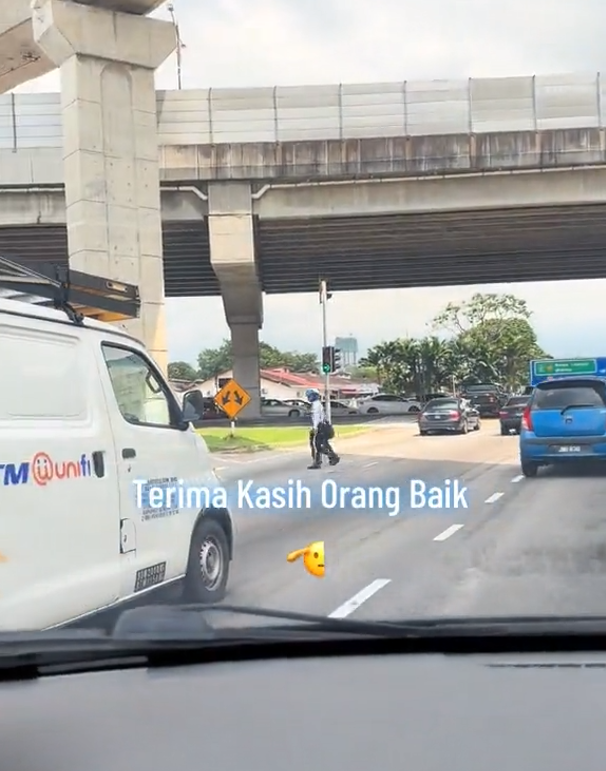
[{"left": 321, "top": 420, "right": 335, "bottom": 440}]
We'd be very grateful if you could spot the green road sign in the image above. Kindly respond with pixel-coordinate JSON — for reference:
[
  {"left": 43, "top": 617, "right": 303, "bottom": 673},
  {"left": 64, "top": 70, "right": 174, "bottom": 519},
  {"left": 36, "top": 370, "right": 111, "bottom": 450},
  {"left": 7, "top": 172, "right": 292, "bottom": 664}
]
[{"left": 533, "top": 359, "right": 596, "bottom": 376}]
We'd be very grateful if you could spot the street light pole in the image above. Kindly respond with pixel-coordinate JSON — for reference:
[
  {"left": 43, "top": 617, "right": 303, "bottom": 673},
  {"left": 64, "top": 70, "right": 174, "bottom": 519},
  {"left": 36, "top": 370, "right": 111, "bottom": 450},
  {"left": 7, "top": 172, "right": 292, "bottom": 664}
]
[
  {"left": 320, "top": 279, "right": 332, "bottom": 423},
  {"left": 167, "top": 3, "right": 183, "bottom": 90}
]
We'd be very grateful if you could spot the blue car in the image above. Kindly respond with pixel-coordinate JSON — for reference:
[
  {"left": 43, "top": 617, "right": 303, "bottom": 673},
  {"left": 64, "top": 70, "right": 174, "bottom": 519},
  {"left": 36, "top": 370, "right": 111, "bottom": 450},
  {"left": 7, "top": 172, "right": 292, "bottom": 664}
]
[{"left": 519, "top": 376, "right": 606, "bottom": 477}]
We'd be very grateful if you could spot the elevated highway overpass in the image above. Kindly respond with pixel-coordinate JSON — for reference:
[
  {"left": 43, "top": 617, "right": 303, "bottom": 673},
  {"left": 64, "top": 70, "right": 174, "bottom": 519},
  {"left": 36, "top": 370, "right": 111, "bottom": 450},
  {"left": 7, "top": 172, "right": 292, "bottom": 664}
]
[
  {"left": 3, "top": 72, "right": 606, "bottom": 297},
  {"left": 3, "top": 68, "right": 606, "bottom": 416}
]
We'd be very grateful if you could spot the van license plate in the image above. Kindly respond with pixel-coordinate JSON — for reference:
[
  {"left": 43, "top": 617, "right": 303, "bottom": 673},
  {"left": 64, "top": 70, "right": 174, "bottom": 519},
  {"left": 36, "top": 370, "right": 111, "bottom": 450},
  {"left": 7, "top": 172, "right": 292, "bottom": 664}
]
[
  {"left": 558, "top": 446, "right": 581, "bottom": 453},
  {"left": 134, "top": 561, "right": 167, "bottom": 593}
]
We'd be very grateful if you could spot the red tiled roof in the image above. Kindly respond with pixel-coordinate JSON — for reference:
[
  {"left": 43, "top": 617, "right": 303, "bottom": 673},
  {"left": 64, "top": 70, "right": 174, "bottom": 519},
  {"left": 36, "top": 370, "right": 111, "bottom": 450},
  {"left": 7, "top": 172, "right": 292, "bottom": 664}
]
[{"left": 260, "top": 368, "right": 317, "bottom": 387}]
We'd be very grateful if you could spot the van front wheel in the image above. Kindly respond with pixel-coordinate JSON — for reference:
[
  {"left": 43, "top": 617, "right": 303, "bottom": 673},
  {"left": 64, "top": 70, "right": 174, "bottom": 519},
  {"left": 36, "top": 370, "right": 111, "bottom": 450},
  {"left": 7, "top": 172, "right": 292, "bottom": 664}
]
[{"left": 184, "top": 517, "right": 230, "bottom": 603}]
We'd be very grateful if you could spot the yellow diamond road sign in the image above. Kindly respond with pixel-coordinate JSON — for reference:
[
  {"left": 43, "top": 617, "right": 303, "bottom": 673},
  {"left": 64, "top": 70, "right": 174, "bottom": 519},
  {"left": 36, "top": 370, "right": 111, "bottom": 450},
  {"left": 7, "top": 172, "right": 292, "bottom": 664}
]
[{"left": 214, "top": 378, "right": 250, "bottom": 420}]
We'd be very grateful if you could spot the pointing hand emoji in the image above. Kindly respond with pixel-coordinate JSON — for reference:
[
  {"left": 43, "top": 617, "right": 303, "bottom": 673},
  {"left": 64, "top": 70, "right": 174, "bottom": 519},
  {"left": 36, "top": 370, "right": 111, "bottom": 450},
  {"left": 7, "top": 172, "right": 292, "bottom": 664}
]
[{"left": 287, "top": 541, "right": 324, "bottom": 578}]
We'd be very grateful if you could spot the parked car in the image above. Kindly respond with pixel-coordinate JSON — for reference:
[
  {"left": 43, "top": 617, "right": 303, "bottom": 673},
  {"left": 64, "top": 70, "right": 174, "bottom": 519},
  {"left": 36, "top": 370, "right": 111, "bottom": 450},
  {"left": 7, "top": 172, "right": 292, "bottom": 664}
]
[
  {"left": 418, "top": 397, "right": 481, "bottom": 435},
  {"left": 499, "top": 395, "right": 529, "bottom": 435},
  {"left": 358, "top": 394, "right": 422, "bottom": 415},
  {"left": 282, "top": 399, "right": 309, "bottom": 409},
  {"left": 326, "top": 399, "right": 359, "bottom": 417},
  {"left": 519, "top": 376, "right": 606, "bottom": 477},
  {"left": 261, "top": 398, "right": 304, "bottom": 418}
]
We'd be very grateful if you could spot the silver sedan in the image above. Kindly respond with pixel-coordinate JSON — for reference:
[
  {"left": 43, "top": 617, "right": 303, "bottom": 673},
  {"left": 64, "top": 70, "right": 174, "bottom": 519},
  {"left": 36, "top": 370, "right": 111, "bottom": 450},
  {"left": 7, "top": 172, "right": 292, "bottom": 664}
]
[{"left": 418, "top": 398, "right": 481, "bottom": 435}]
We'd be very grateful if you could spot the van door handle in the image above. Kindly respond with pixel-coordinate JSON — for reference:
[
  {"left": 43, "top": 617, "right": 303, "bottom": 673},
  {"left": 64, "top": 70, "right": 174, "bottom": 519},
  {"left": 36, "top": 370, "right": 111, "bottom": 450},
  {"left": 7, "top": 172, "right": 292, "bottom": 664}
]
[
  {"left": 122, "top": 448, "right": 136, "bottom": 459},
  {"left": 92, "top": 451, "right": 105, "bottom": 477}
]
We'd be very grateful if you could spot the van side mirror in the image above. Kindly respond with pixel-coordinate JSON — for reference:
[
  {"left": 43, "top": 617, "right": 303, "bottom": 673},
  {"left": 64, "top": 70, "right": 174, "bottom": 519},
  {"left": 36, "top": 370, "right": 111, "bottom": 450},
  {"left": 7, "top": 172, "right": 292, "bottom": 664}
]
[
  {"left": 181, "top": 400, "right": 200, "bottom": 425},
  {"left": 182, "top": 393, "right": 203, "bottom": 420}
]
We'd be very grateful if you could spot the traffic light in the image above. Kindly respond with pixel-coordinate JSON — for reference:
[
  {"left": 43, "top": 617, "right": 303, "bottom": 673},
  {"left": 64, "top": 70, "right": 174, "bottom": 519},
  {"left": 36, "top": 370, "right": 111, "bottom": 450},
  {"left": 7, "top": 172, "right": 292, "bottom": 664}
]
[
  {"left": 319, "top": 279, "right": 333, "bottom": 303},
  {"left": 333, "top": 348, "right": 341, "bottom": 372},
  {"left": 321, "top": 346, "right": 341, "bottom": 374}
]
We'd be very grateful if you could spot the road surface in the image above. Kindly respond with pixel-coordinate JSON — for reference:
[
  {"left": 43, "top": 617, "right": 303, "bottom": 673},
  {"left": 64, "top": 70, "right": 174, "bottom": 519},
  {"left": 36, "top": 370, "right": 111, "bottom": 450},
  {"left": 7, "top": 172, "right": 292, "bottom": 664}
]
[{"left": 206, "top": 419, "right": 606, "bottom": 626}]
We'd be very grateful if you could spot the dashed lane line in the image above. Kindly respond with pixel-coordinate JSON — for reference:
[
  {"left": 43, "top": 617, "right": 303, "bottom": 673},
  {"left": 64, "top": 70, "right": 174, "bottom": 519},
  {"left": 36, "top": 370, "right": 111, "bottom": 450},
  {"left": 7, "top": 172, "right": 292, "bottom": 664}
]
[
  {"left": 328, "top": 579, "right": 392, "bottom": 619},
  {"left": 484, "top": 492, "right": 504, "bottom": 504},
  {"left": 433, "top": 524, "right": 464, "bottom": 541},
  {"left": 511, "top": 475, "right": 524, "bottom": 483}
]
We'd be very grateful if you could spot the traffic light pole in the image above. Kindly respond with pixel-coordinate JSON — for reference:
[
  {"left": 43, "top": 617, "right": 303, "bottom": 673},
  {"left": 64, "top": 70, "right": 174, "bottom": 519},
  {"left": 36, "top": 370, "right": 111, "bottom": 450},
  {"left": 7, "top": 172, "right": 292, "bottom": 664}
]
[{"left": 320, "top": 279, "right": 332, "bottom": 423}]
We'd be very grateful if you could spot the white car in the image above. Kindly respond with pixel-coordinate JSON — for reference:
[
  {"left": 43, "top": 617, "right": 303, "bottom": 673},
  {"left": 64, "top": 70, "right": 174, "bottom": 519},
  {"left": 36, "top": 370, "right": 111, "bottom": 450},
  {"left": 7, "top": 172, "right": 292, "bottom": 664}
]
[
  {"left": 261, "top": 398, "right": 304, "bottom": 418},
  {"left": 357, "top": 394, "right": 422, "bottom": 415},
  {"left": 327, "top": 399, "right": 359, "bottom": 417}
]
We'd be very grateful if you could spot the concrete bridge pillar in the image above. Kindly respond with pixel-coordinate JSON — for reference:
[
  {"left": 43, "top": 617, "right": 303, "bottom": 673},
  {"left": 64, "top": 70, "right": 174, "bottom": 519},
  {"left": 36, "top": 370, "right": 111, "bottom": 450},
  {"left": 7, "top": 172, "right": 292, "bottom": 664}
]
[
  {"left": 31, "top": 0, "right": 176, "bottom": 373},
  {"left": 208, "top": 182, "right": 263, "bottom": 419}
]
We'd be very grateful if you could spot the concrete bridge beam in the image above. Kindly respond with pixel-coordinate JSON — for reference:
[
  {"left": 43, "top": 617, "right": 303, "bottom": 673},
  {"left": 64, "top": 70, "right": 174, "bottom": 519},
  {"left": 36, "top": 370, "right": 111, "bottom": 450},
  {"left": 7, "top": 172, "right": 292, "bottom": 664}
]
[
  {"left": 32, "top": 0, "right": 176, "bottom": 371},
  {"left": 0, "top": 0, "right": 55, "bottom": 93},
  {"left": 208, "top": 182, "right": 263, "bottom": 419}
]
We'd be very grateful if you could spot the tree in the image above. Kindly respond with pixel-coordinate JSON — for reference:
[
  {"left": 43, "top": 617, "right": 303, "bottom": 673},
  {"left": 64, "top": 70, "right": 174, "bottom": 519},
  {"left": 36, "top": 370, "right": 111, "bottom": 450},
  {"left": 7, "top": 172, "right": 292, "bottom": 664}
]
[
  {"left": 460, "top": 317, "right": 547, "bottom": 389},
  {"left": 196, "top": 341, "right": 232, "bottom": 382},
  {"left": 363, "top": 292, "right": 550, "bottom": 394},
  {"left": 167, "top": 361, "right": 198, "bottom": 381},
  {"left": 348, "top": 365, "right": 379, "bottom": 381},
  {"left": 431, "top": 292, "right": 531, "bottom": 335},
  {"left": 258, "top": 342, "right": 318, "bottom": 372},
  {"left": 361, "top": 336, "right": 455, "bottom": 395},
  {"left": 196, "top": 339, "right": 319, "bottom": 381}
]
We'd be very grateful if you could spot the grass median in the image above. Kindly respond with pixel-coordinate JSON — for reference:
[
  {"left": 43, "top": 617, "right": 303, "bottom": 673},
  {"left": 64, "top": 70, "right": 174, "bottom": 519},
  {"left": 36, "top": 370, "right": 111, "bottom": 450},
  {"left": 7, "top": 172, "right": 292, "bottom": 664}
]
[{"left": 197, "top": 424, "right": 370, "bottom": 453}]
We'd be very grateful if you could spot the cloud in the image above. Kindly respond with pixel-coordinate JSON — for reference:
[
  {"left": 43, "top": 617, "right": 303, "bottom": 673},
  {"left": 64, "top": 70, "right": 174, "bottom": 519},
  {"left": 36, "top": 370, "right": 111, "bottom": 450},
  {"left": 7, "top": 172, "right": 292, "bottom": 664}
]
[{"left": 12, "top": 0, "right": 606, "bottom": 363}]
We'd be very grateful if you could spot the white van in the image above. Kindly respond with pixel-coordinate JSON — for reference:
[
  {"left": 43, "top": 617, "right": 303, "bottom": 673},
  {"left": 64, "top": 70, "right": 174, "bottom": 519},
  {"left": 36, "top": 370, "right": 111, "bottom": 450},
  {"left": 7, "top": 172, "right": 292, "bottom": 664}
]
[{"left": 0, "top": 258, "right": 233, "bottom": 631}]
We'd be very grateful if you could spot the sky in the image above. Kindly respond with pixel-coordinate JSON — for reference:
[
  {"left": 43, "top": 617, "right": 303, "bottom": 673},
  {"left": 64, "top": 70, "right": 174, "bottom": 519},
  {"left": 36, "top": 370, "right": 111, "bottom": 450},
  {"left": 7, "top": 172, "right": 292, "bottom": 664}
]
[{"left": 13, "top": 0, "right": 606, "bottom": 365}]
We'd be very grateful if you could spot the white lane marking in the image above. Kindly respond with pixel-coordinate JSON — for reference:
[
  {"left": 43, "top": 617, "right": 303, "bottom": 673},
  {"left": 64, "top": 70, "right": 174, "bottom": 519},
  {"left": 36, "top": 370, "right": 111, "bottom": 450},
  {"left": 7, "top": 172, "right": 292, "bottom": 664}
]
[
  {"left": 485, "top": 492, "right": 504, "bottom": 503},
  {"left": 511, "top": 475, "right": 524, "bottom": 483},
  {"left": 433, "top": 524, "right": 464, "bottom": 541},
  {"left": 363, "top": 461, "right": 378, "bottom": 468},
  {"left": 214, "top": 451, "right": 302, "bottom": 465},
  {"left": 328, "top": 579, "right": 391, "bottom": 619}
]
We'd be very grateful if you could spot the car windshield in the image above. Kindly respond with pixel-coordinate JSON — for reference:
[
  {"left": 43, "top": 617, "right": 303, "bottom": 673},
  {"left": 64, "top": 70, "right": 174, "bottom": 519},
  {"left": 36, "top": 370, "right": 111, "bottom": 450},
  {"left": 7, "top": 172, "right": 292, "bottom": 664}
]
[{"left": 3, "top": 1, "right": 606, "bottom": 654}]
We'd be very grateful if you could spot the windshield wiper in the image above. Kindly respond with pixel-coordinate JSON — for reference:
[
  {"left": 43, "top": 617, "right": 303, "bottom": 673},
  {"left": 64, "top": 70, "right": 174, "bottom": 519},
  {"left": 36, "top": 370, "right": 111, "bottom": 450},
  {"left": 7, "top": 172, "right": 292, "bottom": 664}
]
[
  {"left": 112, "top": 605, "right": 606, "bottom": 640},
  {"left": 561, "top": 403, "right": 596, "bottom": 414},
  {"left": 112, "top": 604, "right": 407, "bottom": 639}
]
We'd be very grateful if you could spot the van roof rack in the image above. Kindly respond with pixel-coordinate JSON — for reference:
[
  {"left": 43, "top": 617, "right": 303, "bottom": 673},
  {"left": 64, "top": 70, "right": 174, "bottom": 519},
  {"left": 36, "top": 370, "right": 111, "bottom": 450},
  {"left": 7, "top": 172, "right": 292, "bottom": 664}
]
[{"left": 0, "top": 255, "right": 140, "bottom": 324}]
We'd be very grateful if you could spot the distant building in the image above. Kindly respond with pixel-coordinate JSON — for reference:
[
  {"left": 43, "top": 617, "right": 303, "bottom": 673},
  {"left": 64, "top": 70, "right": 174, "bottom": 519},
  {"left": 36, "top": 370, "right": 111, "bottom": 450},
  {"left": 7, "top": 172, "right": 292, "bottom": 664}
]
[
  {"left": 170, "top": 366, "right": 375, "bottom": 402},
  {"left": 335, "top": 336, "right": 358, "bottom": 368}
]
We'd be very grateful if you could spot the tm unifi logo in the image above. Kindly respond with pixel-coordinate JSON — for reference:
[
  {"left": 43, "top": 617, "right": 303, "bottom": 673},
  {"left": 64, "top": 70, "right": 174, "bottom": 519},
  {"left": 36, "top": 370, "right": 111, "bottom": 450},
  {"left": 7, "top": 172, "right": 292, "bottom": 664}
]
[{"left": 0, "top": 452, "right": 92, "bottom": 486}]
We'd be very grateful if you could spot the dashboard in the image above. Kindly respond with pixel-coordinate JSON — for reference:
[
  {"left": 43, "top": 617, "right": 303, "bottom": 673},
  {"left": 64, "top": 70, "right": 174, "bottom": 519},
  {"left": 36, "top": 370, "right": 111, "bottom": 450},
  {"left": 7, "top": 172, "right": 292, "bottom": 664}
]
[{"left": 0, "top": 649, "right": 602, "bottom": 771}]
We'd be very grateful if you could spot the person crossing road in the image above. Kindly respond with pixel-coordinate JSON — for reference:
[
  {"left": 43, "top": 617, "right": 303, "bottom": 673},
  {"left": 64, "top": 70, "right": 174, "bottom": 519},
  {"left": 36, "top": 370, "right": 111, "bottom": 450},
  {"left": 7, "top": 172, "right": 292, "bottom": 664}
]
[{"left": 306, "top": 388, "right": 340, "bottom": 470}]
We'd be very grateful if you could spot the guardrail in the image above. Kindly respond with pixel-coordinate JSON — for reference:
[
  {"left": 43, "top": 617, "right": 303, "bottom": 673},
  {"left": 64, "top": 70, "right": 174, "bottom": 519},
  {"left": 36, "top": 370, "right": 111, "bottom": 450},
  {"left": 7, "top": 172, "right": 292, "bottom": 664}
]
[{"left": 1, "top": 72, "right": 605, "bottom": 149}]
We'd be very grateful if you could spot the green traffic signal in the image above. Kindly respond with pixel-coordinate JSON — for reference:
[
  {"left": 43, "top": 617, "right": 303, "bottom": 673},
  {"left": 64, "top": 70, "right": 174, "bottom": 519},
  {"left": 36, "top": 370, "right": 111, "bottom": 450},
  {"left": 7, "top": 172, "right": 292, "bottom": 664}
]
[{"left": 322, "top": 363, "right": 330, "bottom": 373}]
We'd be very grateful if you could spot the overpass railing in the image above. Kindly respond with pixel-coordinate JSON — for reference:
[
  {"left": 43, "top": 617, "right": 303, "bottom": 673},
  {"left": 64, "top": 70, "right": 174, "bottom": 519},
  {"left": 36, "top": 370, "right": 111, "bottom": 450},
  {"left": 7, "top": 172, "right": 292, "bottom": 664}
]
[{"left": 2, "top": 71, "right": 606, "bottom": 150}]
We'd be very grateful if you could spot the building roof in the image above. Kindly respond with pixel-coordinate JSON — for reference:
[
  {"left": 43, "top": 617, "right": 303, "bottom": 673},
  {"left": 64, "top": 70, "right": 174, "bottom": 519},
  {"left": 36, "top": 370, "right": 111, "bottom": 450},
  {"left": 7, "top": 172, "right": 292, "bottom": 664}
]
[
  {"left": 260, "top": 368, "right": 314, "bottom": 386},
  {"left": 169, "top": 367, "right": 377, "bottom": 395}
]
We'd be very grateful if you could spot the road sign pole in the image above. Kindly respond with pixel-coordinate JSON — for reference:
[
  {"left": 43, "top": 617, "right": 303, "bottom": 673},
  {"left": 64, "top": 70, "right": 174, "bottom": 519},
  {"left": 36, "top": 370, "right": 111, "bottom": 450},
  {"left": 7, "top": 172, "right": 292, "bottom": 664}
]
[{"left": 320, "top": 279, "right": 331, "bottom": 423}]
